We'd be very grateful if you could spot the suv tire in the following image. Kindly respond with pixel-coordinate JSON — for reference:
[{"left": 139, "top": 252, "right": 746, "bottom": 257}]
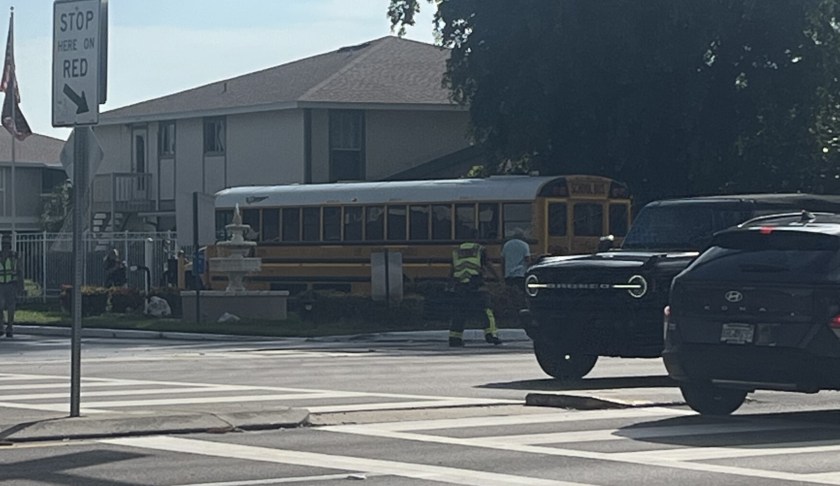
[
  {"left": 680, "top": 383, "right": 747, "bottom": 416},
  {"left": 534, "top": 339, "right": 598, "bottom": 380}
]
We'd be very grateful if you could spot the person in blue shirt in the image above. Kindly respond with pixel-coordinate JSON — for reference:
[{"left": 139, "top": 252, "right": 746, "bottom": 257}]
[{"left": 501, "top": 229, "right": 531, "bottom": 291}]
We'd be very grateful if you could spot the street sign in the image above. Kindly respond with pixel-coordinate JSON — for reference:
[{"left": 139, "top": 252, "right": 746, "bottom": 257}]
[
  {"left": 60, "top": 126, "right": 103, "bottom": 183},
  {"left": 52, "top": 0, "right": 107, "bottom": 127}
]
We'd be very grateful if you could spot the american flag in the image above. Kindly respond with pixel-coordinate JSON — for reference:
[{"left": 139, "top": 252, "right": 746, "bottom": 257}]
[{"left": 0, "top": 11, "right": 30, "bottom": 141}]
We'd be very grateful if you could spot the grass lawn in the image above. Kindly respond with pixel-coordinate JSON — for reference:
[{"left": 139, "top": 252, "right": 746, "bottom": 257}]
[{"left": 13, "top": 308, "right": 451, "bottom": 338}]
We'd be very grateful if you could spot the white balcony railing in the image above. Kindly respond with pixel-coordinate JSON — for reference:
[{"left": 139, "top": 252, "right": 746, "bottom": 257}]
[{"left": 91, "top": 173, "right": 154, "bottom": 213}]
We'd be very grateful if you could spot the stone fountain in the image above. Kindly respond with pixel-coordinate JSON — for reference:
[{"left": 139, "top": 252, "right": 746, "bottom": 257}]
[
  {"left": 212, "top": 204, "right": 262, "bottom": 291},
  {"left": 181, "top": 204, "right": 288, "bottom": 323}
]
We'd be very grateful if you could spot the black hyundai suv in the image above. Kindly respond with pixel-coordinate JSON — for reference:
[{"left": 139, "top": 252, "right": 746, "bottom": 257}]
[
  {"left": 522, "top": 194, "right": 840, "bottom": 381},
  {"left": 664, "top": 211, "right": 840, "bottom": 415}
]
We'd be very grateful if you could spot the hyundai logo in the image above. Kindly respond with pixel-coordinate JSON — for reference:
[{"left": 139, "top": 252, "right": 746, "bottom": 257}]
[{"left": 725, "top": 290, "right": 743, "bottom": 303}]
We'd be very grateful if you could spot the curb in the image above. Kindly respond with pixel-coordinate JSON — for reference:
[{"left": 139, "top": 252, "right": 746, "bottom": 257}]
[
  {"left": 0, "top": 408, "right": 310, "bottom": 444},
  {"left": 11, "top": 325, "right": 281, "bottom": 341},
  {"left": 13, "top": 325, "right": 531, "bottom": 343},
  {"left": 526, "top": 391, "right": 685, "bottom": 410}
]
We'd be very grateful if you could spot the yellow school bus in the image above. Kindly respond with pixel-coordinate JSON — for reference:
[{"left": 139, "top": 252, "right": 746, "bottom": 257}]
[{"left": 207, "top": 175, "right": 632, "bottom": 294}]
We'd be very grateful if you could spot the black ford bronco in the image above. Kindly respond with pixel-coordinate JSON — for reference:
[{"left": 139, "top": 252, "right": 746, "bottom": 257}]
[{"left": 521, "top": 193, "right": 840, "bottom": 380}]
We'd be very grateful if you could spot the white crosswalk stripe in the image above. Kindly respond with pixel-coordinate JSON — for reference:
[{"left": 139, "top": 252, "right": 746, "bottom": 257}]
[
  {"left": 321, "top": 407, "right": 840, "bottom": 485},
  {"left": 0, "top": 372, "right": 518, "bottom": 414}
]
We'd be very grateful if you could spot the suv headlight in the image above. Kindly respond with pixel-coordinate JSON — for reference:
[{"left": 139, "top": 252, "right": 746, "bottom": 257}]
[{"left": 525, "top": 274, "right": 541, "bottom": 297}]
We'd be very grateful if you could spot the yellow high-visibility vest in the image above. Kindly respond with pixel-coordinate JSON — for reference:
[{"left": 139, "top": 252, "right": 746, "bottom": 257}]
[
  {"left": 452, "top": 242, "right": 483, "bottom": 283},
  {"left": 0, "top": 256, "right": 17, "bottom": 284}
]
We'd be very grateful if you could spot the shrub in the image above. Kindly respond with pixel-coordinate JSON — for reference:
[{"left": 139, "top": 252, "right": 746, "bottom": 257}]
[
  {"left": 109, "top": 287, "right": 145, "bottom": 313},
  {"left": 60, "top": 285, "right": 109, "bottom": 316}
]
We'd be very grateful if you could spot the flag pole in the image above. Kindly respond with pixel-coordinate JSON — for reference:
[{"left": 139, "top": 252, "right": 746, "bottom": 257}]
[{"left": 8, "top": 7, "right": 12, "bottom": 246}]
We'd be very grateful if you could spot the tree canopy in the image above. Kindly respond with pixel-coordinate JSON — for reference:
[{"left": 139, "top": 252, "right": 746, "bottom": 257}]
[{"left": 389, "top": 0, "right": 840, "bottom": 203}]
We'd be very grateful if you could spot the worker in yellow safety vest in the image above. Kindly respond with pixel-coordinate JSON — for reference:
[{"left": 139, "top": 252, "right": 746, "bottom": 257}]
[
  {"left": 449, "top": 233, "right": 502, "bottom": 347},
  {"left": 0, "top": 237, "right": 23, "bottom": 338}
]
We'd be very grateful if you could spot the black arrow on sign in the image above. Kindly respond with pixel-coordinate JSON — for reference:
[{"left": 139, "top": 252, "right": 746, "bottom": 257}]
[{"left": 62, "top": 84, "right": 89, "bottom": 114}]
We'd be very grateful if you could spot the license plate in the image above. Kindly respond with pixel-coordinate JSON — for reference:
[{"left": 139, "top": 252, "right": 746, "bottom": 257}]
[{"left": 721, "top": 323, "right": 754, "bottom": 344}]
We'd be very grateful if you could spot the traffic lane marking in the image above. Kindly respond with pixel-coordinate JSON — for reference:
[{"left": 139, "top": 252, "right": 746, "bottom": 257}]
[
  {"left": 322, "top": 411, "right": 840, "bottom": 485},
  {"left": 102, "top": 435, "right": 589, "bottom": 486}
]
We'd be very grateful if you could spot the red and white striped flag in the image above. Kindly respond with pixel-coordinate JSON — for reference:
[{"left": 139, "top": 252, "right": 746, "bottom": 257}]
[{"left": 0, "top": 10, "right": 31, "bottom": 141}]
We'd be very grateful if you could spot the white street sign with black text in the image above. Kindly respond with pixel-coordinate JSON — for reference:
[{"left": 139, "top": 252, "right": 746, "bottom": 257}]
[{"left": 52, "top": 0, "right": 106, "bottom": 127}]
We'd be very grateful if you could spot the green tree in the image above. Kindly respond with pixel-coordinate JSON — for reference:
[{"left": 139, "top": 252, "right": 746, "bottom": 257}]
[
  {"left": 39, "top": 179, "right": 73, "bottom": 232},
  {"left": 390, "top": 0, "right": 840, "bottom": 203}
]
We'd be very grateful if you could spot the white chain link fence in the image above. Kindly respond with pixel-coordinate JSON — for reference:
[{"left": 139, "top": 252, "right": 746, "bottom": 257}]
[{"left": 15, "top": 231, "right": 178, "bottom": 301}]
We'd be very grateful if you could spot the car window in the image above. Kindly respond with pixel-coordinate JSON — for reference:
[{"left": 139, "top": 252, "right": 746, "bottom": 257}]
[
  {"left": 622, "top": 206, "right": 718, "bottom": 251},
  {"left": 684, "top": 243, "right": 840, "bottom": 283}
]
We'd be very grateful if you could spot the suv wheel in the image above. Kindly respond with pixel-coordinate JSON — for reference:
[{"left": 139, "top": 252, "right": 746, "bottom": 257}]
[
  {"left": 533, "top": 339, "right": 598, "bottom": 380},
  {"left": 680, "top": 383, "right": 747, "bottom": 416}
]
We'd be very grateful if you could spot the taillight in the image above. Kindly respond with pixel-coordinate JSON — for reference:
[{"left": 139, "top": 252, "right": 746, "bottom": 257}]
[{"left": 829, "top": 315, "right": 840, "bottom": 338}]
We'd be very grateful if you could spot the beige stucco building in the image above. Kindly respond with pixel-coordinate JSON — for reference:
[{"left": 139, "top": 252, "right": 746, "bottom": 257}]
[
  {"left": 0, "top": 131, "right": 66, "bottom": 234},
  {"left": 93, "top": 37, "right": 478, "bottom": 245}
]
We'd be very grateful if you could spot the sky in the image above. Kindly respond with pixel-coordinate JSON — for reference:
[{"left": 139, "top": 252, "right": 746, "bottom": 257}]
[{"left": 3, "top": 0, "right": 436, "bottom": 141}]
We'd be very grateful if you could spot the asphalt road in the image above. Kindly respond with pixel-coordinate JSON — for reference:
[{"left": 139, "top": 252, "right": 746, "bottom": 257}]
[{"left": 3, "top": 330, "right": 840, "bottom": 485}]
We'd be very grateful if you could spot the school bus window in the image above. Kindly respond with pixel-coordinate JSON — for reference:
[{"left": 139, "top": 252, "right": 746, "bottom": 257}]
[
  {"left": 215, "top": 210, "right": 233, "bottom": 241},
  {"left": 385, "top": 206, "right": 408, "bottom": 241},
  {"left": 263, "top": 208, "right": 280, "bottom": 242},
  {"left": 323, "top": 206, "right": 341, "bottom": 242},
  {"left": 366, "top": 206, "right": 385, "bottom": 240},
  {"left": 409, "top": 205, "right": 430, "bottom": 240},
  {"left": 282, "top": 207, "right": 301, "bottom": 242},
  {"left": 548, "top": 202, "right": 567, "bottom": 236},
  {"left": 478, "top": 203, "right": 499, "bottom": 239},
  {"left": 242, "top": 209, "right": 260, "bottom": 240},
  {"left": 574, "top": 203, "right": 604, "bottom": 236},
  {"left": 455, "top": 204, "right": 476, "bottom": 240},
  {"left": 432, "top": 204, "right": 452, "bottom": 240},
  {"left": 344, "top": 206, "right": 363, "bottom": 241},
  {"left": 302, "top": 207, "right": 321, "bottom": 242},
  {"left": 503, "top": 203, "right": 531, "bottom": 238},
  {"left": 609, "top": 203, "right": 629, "bottom": 237}
]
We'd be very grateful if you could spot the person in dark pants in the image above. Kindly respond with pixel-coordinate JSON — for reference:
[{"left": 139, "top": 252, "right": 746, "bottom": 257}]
[
  {"left": 0, "top": 238, "right": 23, "bottom": 338},
  {"left": 449, "top": 235, "right": 502, "bottom": 347},
  {"left": 104, "top": 248, "right": 127, "bottom": 287}
]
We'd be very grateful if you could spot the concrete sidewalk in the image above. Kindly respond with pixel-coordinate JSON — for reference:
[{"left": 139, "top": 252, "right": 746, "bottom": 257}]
[{"left": 0, "top": 408, "right": 310, "bottom": 444}]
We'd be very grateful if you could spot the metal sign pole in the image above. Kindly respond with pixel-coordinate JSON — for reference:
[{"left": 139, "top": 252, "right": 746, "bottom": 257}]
[
  {"left": 70, "top": 127, "right": 87, "bottom": 417},
  {"left": 193, "top": 192, "right": 201, "bottom": 325}
]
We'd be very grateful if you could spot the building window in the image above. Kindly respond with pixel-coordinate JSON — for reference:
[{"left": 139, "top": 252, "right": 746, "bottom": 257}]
[
  {"left": 203, "top": 117, "right": 225, "bottom": 154},
  {"left": 159, "top": 121, "right": 176, "bottom": 156},
  {"left": 329, "top": 110, "right": 364, "bottom": 182}
]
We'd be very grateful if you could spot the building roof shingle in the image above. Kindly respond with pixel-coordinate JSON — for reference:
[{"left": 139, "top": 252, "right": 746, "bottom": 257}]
[
  {"left": 100, "top": 36, "right": 456, "bottom": 124},
  {"left": 0, "top": 130, "right": 64, "bottom": 167}
]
